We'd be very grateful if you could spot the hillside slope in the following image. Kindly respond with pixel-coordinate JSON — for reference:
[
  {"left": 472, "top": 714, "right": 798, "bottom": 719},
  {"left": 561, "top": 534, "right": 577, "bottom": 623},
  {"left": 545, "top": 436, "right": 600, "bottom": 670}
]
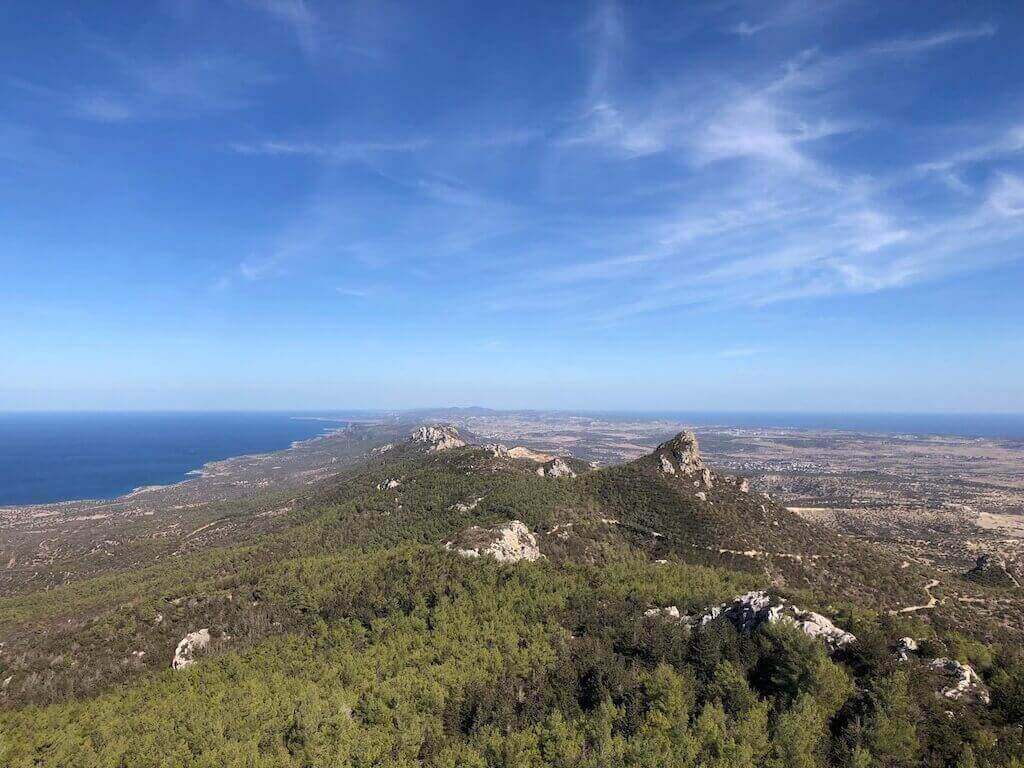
[{"left": 1, "top": 425, "right": 1022, "bottom": 768}]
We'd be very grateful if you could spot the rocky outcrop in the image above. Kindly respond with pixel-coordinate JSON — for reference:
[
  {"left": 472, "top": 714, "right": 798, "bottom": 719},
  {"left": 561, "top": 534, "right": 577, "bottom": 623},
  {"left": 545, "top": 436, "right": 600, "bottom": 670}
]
[
  {"left": 509, "top": 446, "right": 556, "bottom": 463},
  {"left": 486, "top": 443, "right": 510, "bottom": 458},
  {"left": 537, "top": 457, "right": 576, "bottom": 478},
  {"left": 964, "top": 553, "right": 1019, "bottom": 588},
  {"left": 647, "top": 590, "right": 856, "bottom": 653},
  {"left": 654, "top": 430, "right": 713, "bottom": 490},
  {"left": 894, "top": 640, "right": 989, "bottom": 705},
  {"left": 447, "top": 520, "right": 542, "bottom": 563},
  {"left": 410, "top": 425, "right": 466, "bottom": 452},
  {"left": 929, "top": 658, "right": 990, "bottom": 705},
  {"left": 895, "top": 636, "right": 919, "bottom": 661},
  {"left": 644, "top": 606, "right": 683, "bottom": 621},
  {"left": 377, "top": 478, "right": 401, "bottom": 490},
  {"left": 449, "top": 496, "right": 484, "bottom": 513},
  {"left": 172, "top": 629, "right": 211, "bottom": 670}
]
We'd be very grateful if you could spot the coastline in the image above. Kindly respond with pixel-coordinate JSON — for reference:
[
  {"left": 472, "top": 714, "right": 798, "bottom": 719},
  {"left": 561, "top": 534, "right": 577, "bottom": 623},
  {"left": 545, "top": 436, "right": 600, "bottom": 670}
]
[{"left": 0, "top": 413, "right": 353, "bottom": 508}]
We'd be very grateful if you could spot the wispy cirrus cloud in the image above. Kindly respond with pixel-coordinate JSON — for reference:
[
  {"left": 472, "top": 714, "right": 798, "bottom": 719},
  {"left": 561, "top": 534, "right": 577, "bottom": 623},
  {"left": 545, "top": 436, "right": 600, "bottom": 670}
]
[
  {"left": 520, "top": 1, "right": 1013, "bottom": 323},
  {"left": 230, "top": 137, "right": 429, "bottom": 161},
  {"left": 917, "top": 125, "right": 1024, "bottom": 175},
  {"left": 867, "top": 22, "right": 996, "bottom": 55},
  {"left": 728, "top": 0, "right": 848, "bottom": 37},
  {"left": 218, "top": 0, "right": 1019, "bottom": 329}
]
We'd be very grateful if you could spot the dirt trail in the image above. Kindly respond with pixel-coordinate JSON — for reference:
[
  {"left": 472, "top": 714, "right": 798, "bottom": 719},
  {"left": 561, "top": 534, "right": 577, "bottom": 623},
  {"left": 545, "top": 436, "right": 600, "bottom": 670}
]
[{"left": 892, "top": 578, "right": 940, "bottom": 614}]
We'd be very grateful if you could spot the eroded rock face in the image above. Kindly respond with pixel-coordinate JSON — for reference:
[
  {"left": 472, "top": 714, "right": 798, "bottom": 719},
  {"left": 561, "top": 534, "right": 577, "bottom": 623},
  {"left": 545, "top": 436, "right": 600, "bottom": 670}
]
[
  {"left": 647, "top": 590, "right": 856, "bottom": 653},
  {"left": 447, "top": 520, "right": 542, "bottom": 563},
  {"left": 929, "top": 658, "right": 990, "bottom": 705},
  {"left": 410, "top": 425, "right": 466, "bottom": 452},
  {"left": 486, "top": 443, "right": 510, "bottom": 458},
  {"left": 537, "top": 457, "right": 576, "bottom": 478},
  {"left": 172, "top": 629, "right": 211, "bottom": 670},
  {"left": 655, "top": 430, "right": 713, "bottom": 489}
]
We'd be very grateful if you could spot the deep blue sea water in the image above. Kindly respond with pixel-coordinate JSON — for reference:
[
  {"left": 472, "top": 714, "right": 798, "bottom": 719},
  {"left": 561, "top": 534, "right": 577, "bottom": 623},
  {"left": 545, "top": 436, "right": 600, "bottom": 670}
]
[
  {"left": 0, "top": 412, "right": 367, "bottom": 506},
  {"left": 1, "top": 410, "right": 1022, "bottom": 506}
]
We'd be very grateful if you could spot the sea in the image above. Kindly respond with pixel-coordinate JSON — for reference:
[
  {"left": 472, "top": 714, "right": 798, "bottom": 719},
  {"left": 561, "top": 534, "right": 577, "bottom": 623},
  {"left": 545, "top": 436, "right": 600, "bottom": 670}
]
[
  {"left": 0, "top": 411, "right": 367, "bottom": 506},
  {"left": 1, "top": 410, "right": 1022, "bottom": 507}
]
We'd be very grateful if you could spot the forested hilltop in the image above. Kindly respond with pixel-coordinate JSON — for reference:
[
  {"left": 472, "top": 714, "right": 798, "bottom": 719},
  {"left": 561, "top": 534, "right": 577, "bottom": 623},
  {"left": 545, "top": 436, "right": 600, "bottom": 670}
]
[{"left": 2, "top": 424, "right": 1023, "bottom": 768}]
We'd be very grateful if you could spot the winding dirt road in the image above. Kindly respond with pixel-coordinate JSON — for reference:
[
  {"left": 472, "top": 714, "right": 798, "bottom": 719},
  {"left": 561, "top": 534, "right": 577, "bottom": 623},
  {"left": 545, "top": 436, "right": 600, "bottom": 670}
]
[{"left": 892, "top": 578, "right": 940, "bottom": 614}]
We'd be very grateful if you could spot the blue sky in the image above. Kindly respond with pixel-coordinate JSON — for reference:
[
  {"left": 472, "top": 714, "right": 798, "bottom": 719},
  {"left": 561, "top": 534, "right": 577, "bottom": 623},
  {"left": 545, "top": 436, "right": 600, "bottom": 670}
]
[{"left": 2, "top": 0, "right": 1023, "bottom": 412}]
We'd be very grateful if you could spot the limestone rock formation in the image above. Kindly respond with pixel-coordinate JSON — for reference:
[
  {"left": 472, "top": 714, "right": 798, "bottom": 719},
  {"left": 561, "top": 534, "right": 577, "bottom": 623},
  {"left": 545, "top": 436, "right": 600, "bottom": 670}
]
[
  {"left": 929, "top": 658, "right": 990, "bottom": 705},
  {"left": 410, "top": 424, "right": 466, "bottom": 452},
  {"left": 655, "top": 430, "right": 713, "bottom": 489},
  {"left": 648, "top": 590, "right": 856, "bottom": 653},
  {"left": 644, "top": 606, "right": 683, "bottom": 621},
  {"left": 536, "top": 457, "right": 576, "bottom": 478},
  {"left": 509, "top": 446, "right": 555, "bottom": 463},
  {"left": 895, "top": 636, "right": 919, "bottom": 661},
  {"left": 447, "top": 520, "right": 542, "bottom": 563},
  {"left": 172, "top": 629, "right": 211, "bottom": 670},
  {"left": 486, "top": 443, "right": 510, "bottom": 458},
  {"left": 377, "top": 478, "right": 401, "bottom": 490}
]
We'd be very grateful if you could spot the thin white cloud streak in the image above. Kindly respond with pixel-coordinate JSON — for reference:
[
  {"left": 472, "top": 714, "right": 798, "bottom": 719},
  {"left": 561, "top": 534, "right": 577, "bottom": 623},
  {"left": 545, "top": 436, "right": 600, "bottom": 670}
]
[
  {"left": 728, "top": 0, "right": 848, "bottom": 37},
  {"left": 917, "top": 125, "right": 1024, "bottom": 174},
  {"left": 230, "top": 137, "right": 430, "bottom": 161},
  {"left": 867, "top": 23, "right": 996, "bottom": 55},
  {"left": 512, "top": 3, "right": 1014, "bottom": 324},
  {"left": 220, "top": 1, "right": 1019, "bottom": 328}
]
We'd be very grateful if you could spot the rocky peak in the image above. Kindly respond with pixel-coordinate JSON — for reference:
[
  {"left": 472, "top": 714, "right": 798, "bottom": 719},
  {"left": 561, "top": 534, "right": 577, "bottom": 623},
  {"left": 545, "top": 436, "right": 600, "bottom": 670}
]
[
  {"left": 964, "top": 552, "right": 1019, "bottom": 588},
  {"left": 653, "top": 430, "right": 713, "bottom": 489},
  {"left": 410, "top": 424, "right": 467, "bottom": 452},
  {"left": 660, "top": 430, "right": 702, "bottom": 467}
]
